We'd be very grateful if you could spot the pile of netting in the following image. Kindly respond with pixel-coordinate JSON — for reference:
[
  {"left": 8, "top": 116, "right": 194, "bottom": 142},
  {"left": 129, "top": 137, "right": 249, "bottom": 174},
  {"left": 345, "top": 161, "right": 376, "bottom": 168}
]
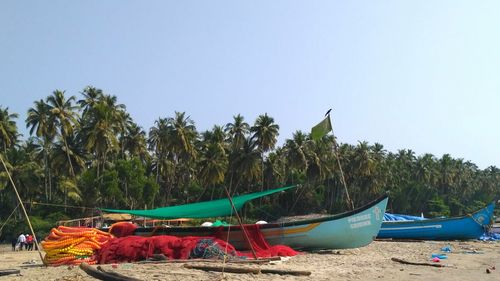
[
  {"left": 101, "top": 222, "right": 298, "bottom": 263},
  {"left": 97, "top": 235, "right": 241, "bottom": 263},
  {"left": 42, "top": 226, "right": 114, "bottom": 266}
]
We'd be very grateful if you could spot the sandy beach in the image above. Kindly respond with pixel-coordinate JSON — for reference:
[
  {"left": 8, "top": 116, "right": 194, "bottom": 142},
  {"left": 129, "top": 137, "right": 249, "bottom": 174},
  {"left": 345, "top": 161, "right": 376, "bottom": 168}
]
[{"left": 0, "top": 241, "right": 498, "bottom": 281}]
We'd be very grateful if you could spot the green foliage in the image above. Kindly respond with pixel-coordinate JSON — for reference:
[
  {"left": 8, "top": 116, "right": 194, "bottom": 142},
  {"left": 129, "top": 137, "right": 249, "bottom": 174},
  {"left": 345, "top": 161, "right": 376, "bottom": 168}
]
[{"left": 427, "top": 197, "right": 451, "bottom": 217}]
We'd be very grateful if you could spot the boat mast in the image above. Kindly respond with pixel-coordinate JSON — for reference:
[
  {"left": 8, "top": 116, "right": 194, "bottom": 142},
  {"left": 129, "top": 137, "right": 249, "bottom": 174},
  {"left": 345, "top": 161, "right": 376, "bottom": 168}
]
[{"left": 326, "top": 111, "right": 354, "bottom": 210}]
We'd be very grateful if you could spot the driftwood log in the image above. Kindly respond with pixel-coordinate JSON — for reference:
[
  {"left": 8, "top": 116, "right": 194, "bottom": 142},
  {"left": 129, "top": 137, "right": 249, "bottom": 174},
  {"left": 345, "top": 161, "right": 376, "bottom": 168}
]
[
  {"left": 183, "top": 264, "right": 311, "bottom": 276},
  {"left": 391, "top": 257, "right": 447, "bottom": 268},
  {"left": 137, "top": 258, "right": 275, "bottom": 265},
  {"left": 376, "top": 238, "right": 425, "bottom": 243},
  {"left": 0, "top": 269, "right": 20, "bottom": 277},
  {"left": 79, "top": 262, "right": 142, "bottom": 281}
]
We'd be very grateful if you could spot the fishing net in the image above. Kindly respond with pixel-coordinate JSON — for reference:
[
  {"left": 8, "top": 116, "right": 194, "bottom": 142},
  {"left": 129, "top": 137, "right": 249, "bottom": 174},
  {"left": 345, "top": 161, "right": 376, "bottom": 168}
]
[{"left": 98, "top": 223, "right": 298, "bottom": 263}]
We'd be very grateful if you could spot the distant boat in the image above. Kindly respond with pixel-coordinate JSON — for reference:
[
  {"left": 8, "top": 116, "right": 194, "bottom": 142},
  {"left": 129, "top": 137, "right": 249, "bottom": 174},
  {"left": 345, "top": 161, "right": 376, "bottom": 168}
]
[
  {"left": 130, "top": 195, "right": 389, "bottom": 250},
  {"left": 377, "top": 202, "right": 495, "bottom": 240}
]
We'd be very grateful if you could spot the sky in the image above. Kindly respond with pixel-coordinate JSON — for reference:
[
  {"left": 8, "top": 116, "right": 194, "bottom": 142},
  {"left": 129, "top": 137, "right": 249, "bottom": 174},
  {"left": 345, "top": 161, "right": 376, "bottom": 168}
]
[{"left": 1, "top": 1, "right": 499, "bottom": 169}]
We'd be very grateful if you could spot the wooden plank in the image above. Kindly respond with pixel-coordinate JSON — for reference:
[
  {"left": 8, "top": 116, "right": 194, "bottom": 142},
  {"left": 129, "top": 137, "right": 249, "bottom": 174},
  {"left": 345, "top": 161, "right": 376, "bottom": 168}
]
[
  {"left": 391, "top": 257, "right": 447, "bottom": 268},
  {"left": 184, "top": 264, "right": 311, "bottom": 276},
  {"left": 79, "top": 262, "right": 142, "bottom": 281},
  {"left": 0, "top": 269, "right": 20, "bottom": 277}
]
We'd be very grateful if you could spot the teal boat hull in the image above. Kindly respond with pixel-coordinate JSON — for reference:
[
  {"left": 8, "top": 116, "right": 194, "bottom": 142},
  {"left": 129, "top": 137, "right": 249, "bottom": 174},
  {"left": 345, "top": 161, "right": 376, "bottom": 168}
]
[{"left": 132, "top": 195, "right": 388, "bottom": 250}]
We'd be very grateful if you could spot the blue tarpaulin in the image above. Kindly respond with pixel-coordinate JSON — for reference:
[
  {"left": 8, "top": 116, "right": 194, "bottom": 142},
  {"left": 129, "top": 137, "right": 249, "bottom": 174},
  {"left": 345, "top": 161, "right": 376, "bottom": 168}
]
[{"left": 383, "top": 213, "right": 427, "bottom": 221}]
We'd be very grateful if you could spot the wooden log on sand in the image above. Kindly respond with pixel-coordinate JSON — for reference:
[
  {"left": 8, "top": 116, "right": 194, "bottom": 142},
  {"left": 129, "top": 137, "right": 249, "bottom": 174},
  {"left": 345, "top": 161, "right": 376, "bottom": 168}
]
[
  {"left": 136, "top": 258, "right": 275, "bottom": 265},
  {"left": 391, "top": 257, "right": 447, "bottom": 268},
  {"left": 0, "top": 269, "right": 20, "bottom": 277},
  {"left": 79, "top": 262, "right": 142, "bottom": 281},
  {"left": 183, "top": 264, "right": 312, "bottom": 276}
]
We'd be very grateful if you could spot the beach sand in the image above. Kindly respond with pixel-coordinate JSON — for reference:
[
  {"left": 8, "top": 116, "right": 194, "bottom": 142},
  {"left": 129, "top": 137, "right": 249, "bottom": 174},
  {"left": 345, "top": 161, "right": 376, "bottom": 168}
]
[{"left": 0, "top": 241, "right": 498, "bottom": 280}]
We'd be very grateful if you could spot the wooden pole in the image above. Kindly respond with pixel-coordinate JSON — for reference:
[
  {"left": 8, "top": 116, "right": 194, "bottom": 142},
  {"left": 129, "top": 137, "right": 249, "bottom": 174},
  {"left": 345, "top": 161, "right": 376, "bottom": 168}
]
[
  {"left": 0, "top": 154, "right": 45, "bottom": 265},
  {"left": 391, "top": 257, "right": 447, "bottom": 268},
  {"left": 222, "top": 186, "right": 258, "bottom": 259},
  {"left": 328, "top": 114, "right": 354, "bottom": 210},
  {"left": 184, "top": 264, "right": 312, "bottom": 276}
]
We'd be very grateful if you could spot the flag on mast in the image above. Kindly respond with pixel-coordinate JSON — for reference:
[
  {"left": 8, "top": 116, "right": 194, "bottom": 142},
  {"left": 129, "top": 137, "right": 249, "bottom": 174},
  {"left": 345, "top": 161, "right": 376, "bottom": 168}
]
[{"left": 311, "top": 115, "right": 332, "bottom": 140}]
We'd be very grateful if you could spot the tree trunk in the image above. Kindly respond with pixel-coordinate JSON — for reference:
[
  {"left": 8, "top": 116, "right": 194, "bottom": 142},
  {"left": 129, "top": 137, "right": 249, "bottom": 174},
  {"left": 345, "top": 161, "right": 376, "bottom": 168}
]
[{"left": 44, "top": 151, "right": 48, "bottom": 202}]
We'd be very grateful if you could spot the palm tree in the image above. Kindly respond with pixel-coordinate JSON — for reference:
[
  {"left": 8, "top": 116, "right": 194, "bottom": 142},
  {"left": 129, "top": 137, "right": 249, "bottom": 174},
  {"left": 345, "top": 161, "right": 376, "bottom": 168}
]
[
  {"left": 198, "top": 126, "right": 228, "bottom": 199},
  {"left": 165, "top": 112, "right": 198, "bottom": 202},
  {"left": 250, "top": 113, "right": 279, "bottom": 153},
  {"left": 26, "top": 99, "right": 56, "bottom": 201},
  {"left": 250, "top": 113, "right": 279, "bottom": 190},
  {"left": 0, "top": 106, "right": 19, "bottom": 154},
  {"left": 46, "top": 90, "right": 79, "bottom": 178},
  {"left": 230, "top": 137, "right": 261, "bottom": 194},
  {"left": 284, "top": 131, "right": 309, "bottom": 173},
  {"left": 78, "top": 86, "right": 103, "bottom": 115},
  {"left": 121, "top": 123, "right": 148, "bottom": 161},
  {"left": 225, "top": 114, "right": 249, "bottom": 150},
  {"left": 79, "top": 95, "right": 123, "bottom": 178},
  {"left": 166, "top": 112, "right": 197, "bottom": 159},
  {"left": 148, "top": 118, "right": 170, "bottom": 186}
]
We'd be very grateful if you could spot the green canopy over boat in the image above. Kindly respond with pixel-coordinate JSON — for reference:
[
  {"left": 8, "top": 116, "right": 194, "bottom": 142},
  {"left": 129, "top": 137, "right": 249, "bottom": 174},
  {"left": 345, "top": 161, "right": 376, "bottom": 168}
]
[{"left": 101, "top": 185, "right": 296, "bottom": 219}]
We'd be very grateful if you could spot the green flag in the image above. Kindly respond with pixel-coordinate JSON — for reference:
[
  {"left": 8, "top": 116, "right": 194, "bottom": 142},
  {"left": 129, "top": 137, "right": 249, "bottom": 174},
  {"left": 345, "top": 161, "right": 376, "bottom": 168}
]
[{"left": 311, "top": 115, "right": 332, "bottom": 140}]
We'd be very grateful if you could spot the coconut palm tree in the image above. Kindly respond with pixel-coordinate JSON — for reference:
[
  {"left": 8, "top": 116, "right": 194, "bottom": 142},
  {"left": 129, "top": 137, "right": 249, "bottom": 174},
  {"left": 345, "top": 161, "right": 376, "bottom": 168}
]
[
  {"left": 79, "top": 96, "right": 122, "bottom": 178},
  {"left": 0, "top": 106, "right": 19, "bottom": 154},
  {"left": 250, "top": 113, "right": 279, "bottom": 190},
  {"left": 78, "top": 86, "right": 103, "bottom": 115},
  {"left": 121, "top": 122, "right": 148, "bottom": 161},
  {"left": 225, "top": 114, "right": 249, "bottom": 150},
  {"left": 148, "top": 118, "right": 170, "bottom": 185},
  {"left": 26, "top": 99, "right": 56, "bottom": 201},
  {"left": 230, "top": 137, "right": 261, "bottom": 194},
  {"left": 166, "top": 112, "right": 197, "bottom": 159},
  {"left": 250, "top": 113, "right": 279, "bottom": 153},
  {"left": 198, "top": 126, "right": 228, "bottom": 199},
  {"left": 165, "top": 112, "right": 198, "bottom": 202},
  {"left": 284, "top": 131, "right": 309, "bottom": 173},
  {"left": 46, "top": 90, "right": 79, "bottom": 179}
]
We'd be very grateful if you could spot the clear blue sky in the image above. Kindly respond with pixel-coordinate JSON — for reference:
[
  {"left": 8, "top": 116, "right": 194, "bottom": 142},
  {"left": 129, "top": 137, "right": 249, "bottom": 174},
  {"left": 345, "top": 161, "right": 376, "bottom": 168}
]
[{"left": 1, "top": 1, "right": 499, "bottom": 169}]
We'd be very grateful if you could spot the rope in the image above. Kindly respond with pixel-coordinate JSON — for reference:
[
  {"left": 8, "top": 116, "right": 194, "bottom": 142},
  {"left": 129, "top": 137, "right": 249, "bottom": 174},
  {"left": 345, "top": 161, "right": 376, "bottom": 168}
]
[
  {"left": 24, "top": 201, "right": 97, "bottom": 210},
  {"left": 0, "top": 203, "right": 20, "bottom": 234}
]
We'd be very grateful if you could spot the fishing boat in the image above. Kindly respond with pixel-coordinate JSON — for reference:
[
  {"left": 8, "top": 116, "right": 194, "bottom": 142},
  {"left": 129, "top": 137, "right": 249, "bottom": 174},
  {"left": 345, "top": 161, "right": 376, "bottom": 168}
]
[
  {"left": 133, "top": 195, "right": 388, "bottom": 250},
  {"left": 102, "top": 186, "right": 389, "bottom": 250},
  {"left": 377, "top": 202, "right": 495, "bottom": 240}
]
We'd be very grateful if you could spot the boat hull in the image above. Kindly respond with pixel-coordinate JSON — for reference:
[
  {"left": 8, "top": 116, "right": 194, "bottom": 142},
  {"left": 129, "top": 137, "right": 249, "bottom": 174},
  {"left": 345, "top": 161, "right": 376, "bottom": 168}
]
[
  {"left": 377, "top": 202, "right": 495, "bottom": 240},
  {"left": 133, "top": 196, "right": 389, "bottom": 250}
]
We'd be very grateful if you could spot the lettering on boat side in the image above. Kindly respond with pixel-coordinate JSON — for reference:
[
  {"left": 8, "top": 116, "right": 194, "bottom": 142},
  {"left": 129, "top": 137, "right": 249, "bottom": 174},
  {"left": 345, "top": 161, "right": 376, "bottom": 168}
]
[
  {"left": 350, "top": 220, "right": 372, "bottom": 229},
  {"left": 348, "top": 214, "right": 372, "bottom": 229},
  {"left": 476, "top": 215, "right": 485, "bottom": 224},
  {"left": 373, "top": 207, "right": 381, "bottom": 221},
  {"left": 348, "top": 214, "right": 371, "bottom": 223}
]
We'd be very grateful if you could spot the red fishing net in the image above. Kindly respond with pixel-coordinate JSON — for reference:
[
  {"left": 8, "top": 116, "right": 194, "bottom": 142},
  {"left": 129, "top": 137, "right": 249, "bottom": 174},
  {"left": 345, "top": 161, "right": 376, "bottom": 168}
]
[{"left": 100, "top": 223, "right": 298, "bottom": 263}]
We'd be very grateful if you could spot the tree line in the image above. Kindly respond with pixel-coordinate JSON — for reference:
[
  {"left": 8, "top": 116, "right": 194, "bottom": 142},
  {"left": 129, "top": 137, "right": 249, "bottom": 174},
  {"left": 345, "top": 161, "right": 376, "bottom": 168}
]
[{"left": 1, "top": 87, "right": 499, "bottom": 239}]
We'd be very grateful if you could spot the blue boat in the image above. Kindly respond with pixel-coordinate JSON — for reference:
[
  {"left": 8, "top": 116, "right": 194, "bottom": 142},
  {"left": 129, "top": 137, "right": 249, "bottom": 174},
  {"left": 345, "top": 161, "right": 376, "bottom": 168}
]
[
  {"left": 377, "top": 202, "right": 495, "bottom": 240},
  {"left": 131, "top": 195, "right": 389, "bottom": 250}
]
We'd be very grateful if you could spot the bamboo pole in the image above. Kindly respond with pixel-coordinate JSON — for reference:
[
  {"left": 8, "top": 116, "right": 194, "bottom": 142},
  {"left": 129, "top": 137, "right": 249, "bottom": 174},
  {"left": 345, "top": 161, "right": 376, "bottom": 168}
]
[
  {"left": 184, "top": 264, "right": 312, "bottom": 276},
  {"left": 222, "top": 186, "right": 258, "bottom": 259},
  {"left": 0, "top": 154, "right": 45, "bottom": 265},
  {"left": 327, "top": 114, "right": 354, "bottom": 210}
]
